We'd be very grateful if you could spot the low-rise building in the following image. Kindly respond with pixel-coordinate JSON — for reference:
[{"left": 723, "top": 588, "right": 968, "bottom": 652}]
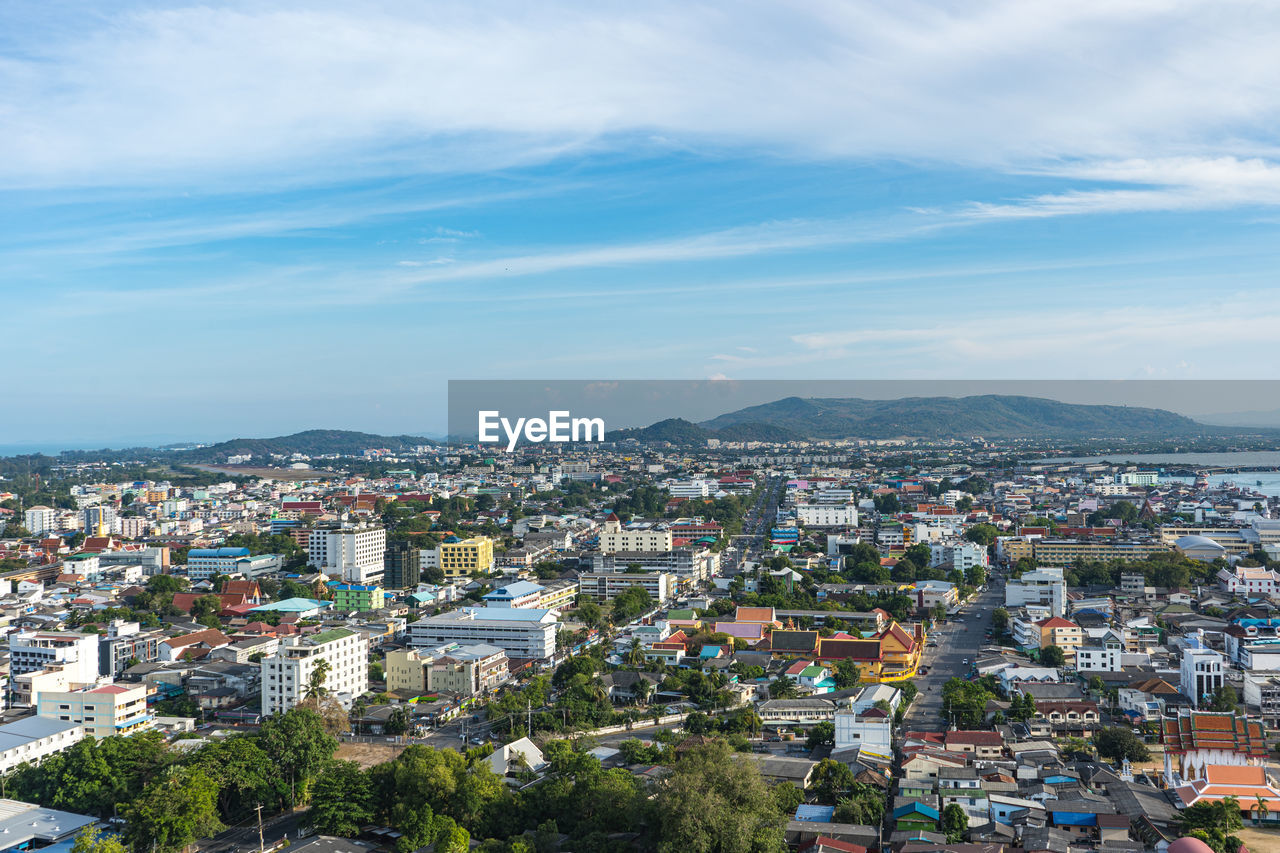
[
  {"left": 36, "top": 683, "right": 151, "bottom": 738},
  {"left": 0, "top": 717, "right": 85, "bottom": 774}
]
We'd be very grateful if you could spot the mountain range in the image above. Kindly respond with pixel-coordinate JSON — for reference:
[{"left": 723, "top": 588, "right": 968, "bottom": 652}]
[
  {"left": 609, "top": 394, "right": 1244, "bottom": 443},
  {"left": 173, "top": 429, "right": 434, "bottom": 462}
]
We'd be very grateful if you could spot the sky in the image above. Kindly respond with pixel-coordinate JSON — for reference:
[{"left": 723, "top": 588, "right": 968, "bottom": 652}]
[{"left": 6, "top": 1, "right": 1280, "bottom": 446}]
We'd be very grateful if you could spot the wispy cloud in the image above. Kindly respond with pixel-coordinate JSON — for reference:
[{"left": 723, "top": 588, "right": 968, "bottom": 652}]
[{"left": 5, "top": 2, "right": 1280, "bottom": 187}]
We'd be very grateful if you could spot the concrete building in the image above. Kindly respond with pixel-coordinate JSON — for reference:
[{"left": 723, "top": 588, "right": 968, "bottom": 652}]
[
  {"left": 383, "top": 541, "right": 421, "bottom": 589},
  {"left": 331, "top": 583, "right": 385, "bottom": 613},
  {"left": 482, "top": 580, "right": 545, "bottom": 608},
  {"left": 1181, "top": 638, "right": 1225, "bottom": 708},
  {"left": 1032, "top": 539, "right": 1170, "bottom": 567},
  {"left": 797, "top": 504, "right": 858, "bottom": 528},
  {"left": 262, "top": 627, "right": 369, "bottom": 715},
  {"left": 437, "top": 537, "right": 495, "bottom": 579},
  {"left": 598, "top": 515, "right": 673, "bottom": 554},
  {"left": 1005, "top": 569, "right": 1067, "bottom": 618},
  {"left": 186, "top": 547, "right": 250, "bottom": 580},
  {"left": 98, "top": 620, "right": 164, "bottom": 677},
  {"left": 37, "top": 683, "right": 152, "bottom": 738},
  {"left": 0, "top": 717, "right": 85, "bottom": 775},
  {"left": 407, "top": 607, "right": 557, "bottom": 660},
  {"left": 929, "top": 541, "right": 989, "bottom": 572},
  {"left": 578, "top": 571, "right": 673, "bottom": 605},
  {"left": 7, "top": 631, "right": 101, "bottom": 687},
  {"left": 385, "top": 643, "right": 508, "bottom": 696},
  {"left": 309, "top": 526, "right": 387, "bottom": 584},
  {"left": 22, "top": 506, "right": 56, "bottom": 535}
]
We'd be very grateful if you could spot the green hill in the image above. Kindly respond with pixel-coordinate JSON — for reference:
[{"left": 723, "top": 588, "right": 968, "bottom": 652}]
[
  {"left": 698, "top": 394, "right": 1217, "bottom": 440},
  {"left": 177, "top": 429, "right": 434, "bottom": 461}
]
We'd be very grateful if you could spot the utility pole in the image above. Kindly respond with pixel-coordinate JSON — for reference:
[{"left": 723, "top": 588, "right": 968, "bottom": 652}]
[
  {"left": 255, "top": 803, "right": 265, "bottom": 853},
  {"left": 527, "top": 698, "right": 532, "bottom": 739}
]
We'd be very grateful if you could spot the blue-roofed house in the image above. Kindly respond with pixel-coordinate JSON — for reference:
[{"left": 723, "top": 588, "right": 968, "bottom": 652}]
[
  {"left": 249, "top": 598, "right": 333, "bottom": 619},
  {"left": 483, "top": 581, "right": 546, "bottom": 608}
]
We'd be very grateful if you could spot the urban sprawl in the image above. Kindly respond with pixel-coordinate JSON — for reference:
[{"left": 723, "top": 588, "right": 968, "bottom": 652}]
[{"left": 0, "top": 438, "right": 1276, "bottom": 853}]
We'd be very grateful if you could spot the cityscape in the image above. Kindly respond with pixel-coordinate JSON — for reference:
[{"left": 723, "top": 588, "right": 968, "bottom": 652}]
[
  {"left": 3, "top": 411, "right": 1280, "bottom": 853},
  {"left": 7, "top": 3, "right": 1280, "bottom": 853}
]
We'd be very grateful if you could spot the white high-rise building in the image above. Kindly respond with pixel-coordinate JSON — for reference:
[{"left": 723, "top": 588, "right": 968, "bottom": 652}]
[
  {"left": 1005, "top": 568, "right": 1067, "bottom": 618},
  {"left": 261, "top": 627, "right": 369, "bottom": 715},
  {"left": 23, "top": 506, "right": 56, "bottom": 535},
  {"left": 308, "top": 526, "right": 386, "bottom": 583}
]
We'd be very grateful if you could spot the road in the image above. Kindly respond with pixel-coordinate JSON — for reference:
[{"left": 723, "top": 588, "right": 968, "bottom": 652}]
[
  {"left": 199, "top": 809, "right": 304, "bottom": 853},
  {"left": 902, "top": 581, "right": 1005, "bottom": 733}
]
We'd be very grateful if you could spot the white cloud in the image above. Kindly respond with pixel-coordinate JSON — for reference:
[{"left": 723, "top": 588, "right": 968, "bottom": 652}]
[{"left": 5, "top": 2, "right": 1280, "bottom": 186}]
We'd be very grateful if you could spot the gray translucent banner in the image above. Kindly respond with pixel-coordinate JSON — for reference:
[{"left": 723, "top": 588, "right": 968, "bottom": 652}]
[{"left": 446, "top": 379, "right": 1280, "bottom": 450}]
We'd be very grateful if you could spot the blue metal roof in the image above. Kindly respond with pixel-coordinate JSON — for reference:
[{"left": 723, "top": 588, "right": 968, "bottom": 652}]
[
  {"left": 188, "top": 547, "right": 250, "bottom": 558},
  {"left": 794, "top": 805, "right": 835, "bottom": 822}
]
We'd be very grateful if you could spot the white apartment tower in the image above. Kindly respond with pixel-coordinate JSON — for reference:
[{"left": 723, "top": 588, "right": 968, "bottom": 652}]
[
  {"left": 308, "top": 526, "right": 386, "bottom": 583},
  {"left": 261, "top": 627, "right": 369, "bottom": 715}
]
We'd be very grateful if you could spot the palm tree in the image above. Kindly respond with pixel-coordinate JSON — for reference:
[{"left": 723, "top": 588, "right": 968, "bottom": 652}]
[
  {"left": 1255, "top": 794, "right": 1270, "bottom": 825},
  {"left": 308, "top": 658, "right": 331, "bottom": 698},
  {"left": 635, "top": 679, "right": 654, "bottom": 707},
  {"left": 625, "top": 638, "right": 645, "bottom": 666}
]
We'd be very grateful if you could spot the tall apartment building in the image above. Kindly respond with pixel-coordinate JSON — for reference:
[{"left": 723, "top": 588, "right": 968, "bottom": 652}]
[
  {"left": 408, "top": 608, "right": 557, "bottom": 661},
  {"left": 37, "top": 684, "right": 152, "bottom": 738},
  {"left": 261, "top": 628, "right": 369, "bottom": 715},
  {"left": 82, "top": 505, "right": 117, "bottom": 537},
  {"left": 437, "top": 537, "right": 495, "bottom": 579},
  {"left": 308, "top": 526, "right": 387, "bottom": 583},
  {"left": 383, "top": 541, "right": 421, "bottom": 589},
  {"left": 23, "top": 506, "right": 56, "bottom": 535}
]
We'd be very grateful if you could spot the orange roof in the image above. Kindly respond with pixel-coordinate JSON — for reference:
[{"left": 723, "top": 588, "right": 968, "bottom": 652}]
[
  {"left": 734, "top": 606, "right": 776, "bottom": 623},
  {"left": 1205, "top": 765, "right": 1267, "bottom": 785},
  {"left": 1036, "top": 617, "right": 1078, "bottom": 629}
]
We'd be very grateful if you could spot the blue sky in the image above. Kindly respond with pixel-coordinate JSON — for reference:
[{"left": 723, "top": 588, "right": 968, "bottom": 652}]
[{"left": 5, "top": 1, "right": 1280, "bottom": 446}]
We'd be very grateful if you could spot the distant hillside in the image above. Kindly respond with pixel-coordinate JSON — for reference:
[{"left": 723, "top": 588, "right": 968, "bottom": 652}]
[
  {"left": 608, "top": 418, "right": 803, "bottom": 445},
  {"left": 607, "top": 418, "right": 708, "bottom": 444},
  {"left": 176, "top": 429, "right": 434, "bottom": 462},
  {"left": 699, "top": 395, "right": 1218, "bottom": 440}
]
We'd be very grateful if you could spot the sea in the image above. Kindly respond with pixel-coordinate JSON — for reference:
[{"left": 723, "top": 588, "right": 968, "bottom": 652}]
[{"left": 1030, "top": 450, "right": 1280, "bottom": 496}]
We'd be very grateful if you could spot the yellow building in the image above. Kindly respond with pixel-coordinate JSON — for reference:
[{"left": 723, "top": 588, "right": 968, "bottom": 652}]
[
  {"left": 877, "top": 622, "right": 924, "bottom": 681},
  {"left": 1031, "top": 539, "right": 1170, "bottom": 566},
  {"left": 439, "top": 537, "right": 495, "bottom": 578},
  {"left": 1037, "top": 617, "right": 1083, "bottom": 661},
  {"left": 1000, "top": 537, "right": 1034, "bottom": 563}
]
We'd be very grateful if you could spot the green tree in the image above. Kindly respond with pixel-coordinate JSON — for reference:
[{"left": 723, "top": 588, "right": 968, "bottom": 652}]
[
  {"left": 832, "top": 783, "right": 884, "bottom": 826},
  {"left": 258, "top": 707, "right": 339, "bottom": 806},
  {"left": 650, "top": 740, "right": 786, "bottom": 853},
  {"left": 768, "top": 676, "right": 798, "bottom": 700},
  {"left": 1093, "top": 727, "right": 1151, "bottom": 763},
  {"left": 192, "top": 736, "right": 274, "bottom": 822},
  {"left": 574, "top": 599, "right": 605, "bottom": 629},
  {"left": 963, "top": 524, "right": 998, "bottom": 547},
  {"left": 71, "top": 826, "right": 126, "bottom": 853},
  {"left": 125, "top": 767, "right": 224, "bottom": 853},
  {"left": 806, "top": 759, "right": 855, "bottom": 805},
  {"left": 307, "top": 760, "right": 374, "bottom": 837},
  {"left": 991, "top": 607, "right": 1009, "bottom": 634},
  {"left": 833, "top": 659, "right": 862, "bottom": 689},
  {"left": 942, "top": 803, "right": 969, "bottom": 843},
  {"left": 1208, "top": 684, "right": 1240, "bottom": 712},
  {"left": 806, "top": 722, "right": 835, "bottom": 750},
  {"left": 1039, "top": 645, "right": 1066, "bottom": 668}
]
